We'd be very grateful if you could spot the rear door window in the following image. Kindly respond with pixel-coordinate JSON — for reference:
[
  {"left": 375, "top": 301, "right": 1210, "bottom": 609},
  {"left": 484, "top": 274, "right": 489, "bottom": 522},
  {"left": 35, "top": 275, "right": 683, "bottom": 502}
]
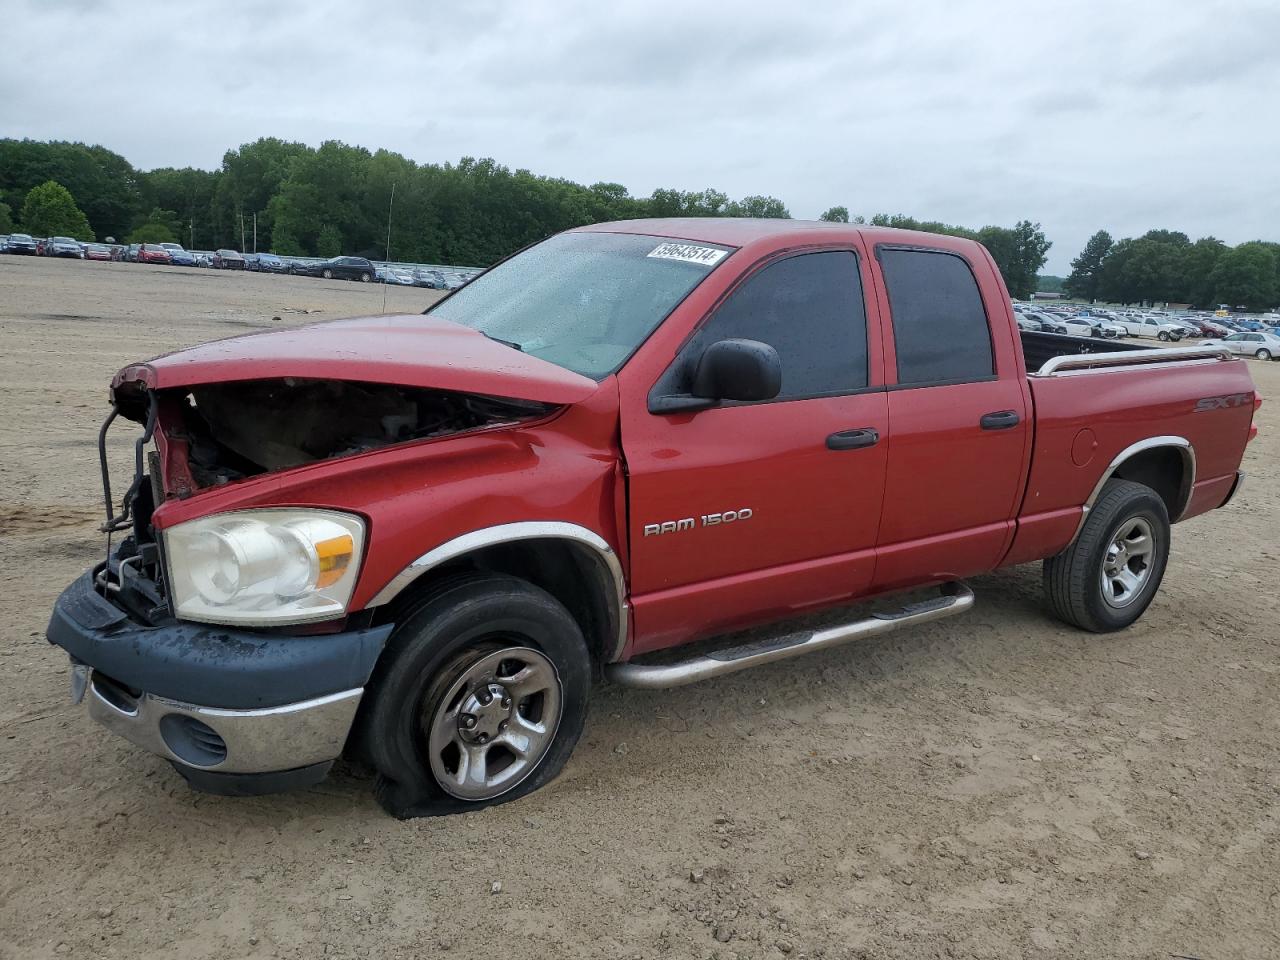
[{"left": 879, "top": 248, "right": 994, "bottom": 386}]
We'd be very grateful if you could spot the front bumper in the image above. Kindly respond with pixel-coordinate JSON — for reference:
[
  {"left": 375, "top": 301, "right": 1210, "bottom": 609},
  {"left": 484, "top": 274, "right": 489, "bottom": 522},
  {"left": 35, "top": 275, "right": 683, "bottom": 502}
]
[
  {"left": 48, "top": 570, "right": 393, "bottom": 788},
  {"left": 84, "top": 668, "right": 362, "bottom": 774}
]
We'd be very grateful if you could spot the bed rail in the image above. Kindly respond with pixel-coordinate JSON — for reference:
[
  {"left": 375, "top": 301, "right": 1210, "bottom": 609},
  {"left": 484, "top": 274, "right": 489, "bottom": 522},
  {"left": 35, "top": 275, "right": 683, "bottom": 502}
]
[{"left": 1032, "top": 345, "right": 1232, "bottom": 377}]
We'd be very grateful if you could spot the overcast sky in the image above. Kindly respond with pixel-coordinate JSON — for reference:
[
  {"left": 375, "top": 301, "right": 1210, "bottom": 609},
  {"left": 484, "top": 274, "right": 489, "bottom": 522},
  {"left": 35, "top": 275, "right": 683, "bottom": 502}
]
[{"left": 4, "top": 0, "right": 1277, "bottom": 272}]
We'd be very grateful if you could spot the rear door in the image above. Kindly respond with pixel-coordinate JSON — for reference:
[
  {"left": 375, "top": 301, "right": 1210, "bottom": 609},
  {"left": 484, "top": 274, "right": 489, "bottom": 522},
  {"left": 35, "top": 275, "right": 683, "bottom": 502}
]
[
  {"left": 622, "top": 247, "right": 889, "bottom": 654},
  {"left": 868, "top": 245, "right": 1031, "bottom": 590}
]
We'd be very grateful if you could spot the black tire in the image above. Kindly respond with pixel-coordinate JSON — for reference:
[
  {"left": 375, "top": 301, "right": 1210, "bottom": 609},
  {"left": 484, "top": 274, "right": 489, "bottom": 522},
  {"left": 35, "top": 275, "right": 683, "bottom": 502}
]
[
  {"left": 322, "top": 268, "right": 333, "bottom": 279},
  {"left": 1043, "top": 479, "right": 1171, "bottom": 633},
  {"left": 360, "top": 272, "right": 371, "bottom": 283},
  {"left": 356, "top": 574, "right": 591, "bottom": 818},
  {"left": 1157, "top": 331, "right": 1170, "bottom": 341},
  {"left": 1257, "top": 349, "right": 1272, "bottom": 361}
]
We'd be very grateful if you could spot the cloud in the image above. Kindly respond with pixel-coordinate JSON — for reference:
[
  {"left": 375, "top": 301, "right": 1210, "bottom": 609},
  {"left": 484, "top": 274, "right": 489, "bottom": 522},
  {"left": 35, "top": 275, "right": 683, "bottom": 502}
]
[{"left": 1, "top": 0, "right": 1274, "bottom": 272}]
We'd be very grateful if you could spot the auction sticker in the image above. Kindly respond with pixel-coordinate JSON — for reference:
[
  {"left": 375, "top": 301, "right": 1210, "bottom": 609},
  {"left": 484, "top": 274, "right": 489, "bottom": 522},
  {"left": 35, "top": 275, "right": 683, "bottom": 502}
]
[{"left": 647, "top": 242, "right": 728, "bottom": 267}]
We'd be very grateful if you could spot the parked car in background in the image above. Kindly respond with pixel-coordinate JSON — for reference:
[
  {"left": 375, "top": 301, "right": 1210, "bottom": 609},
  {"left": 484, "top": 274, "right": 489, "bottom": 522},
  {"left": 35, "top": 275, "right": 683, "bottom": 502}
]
[
  {"left": 137, "top": 243, "right": 173, "bottom": 265},
  {"left": 5, "top": 233, "right": 39, "bottom": 255},
  {"left": 1115, "top": 316, "right": 1184, "bottom": 341},
  {"left": 160, "top": 243, "right": 196, "bottom": 266},
  {"left": 1200, "top": 331, "right": 1280, "bottom": 361},
  {"left": 1026, "top": 311, "right": 1068, "bottom": 334},
  {"left": 41, "top": 236, "right": 86, "bottom": 259},
  {"left": 84, "top": 243, "right": 112, "bottom": 261},
  {"left": 1061, "top": 317, "right": 1103, "bottom": 338},
  {"left": 1016, "top": 315, "right": 1044, "bottom": 332},
  {"left": 1195, "top": 319, "right": 1231, "bottom": 337},
  {"left": 414, "top": 269, "right": 447, "bottom": 289},
  {"left": 255, "top": 253, "right": 288, "bottom": 273},
  {"left": 288, "top": 259, "right": 314, "bottom": 275},
  {"left": 193, "top": 252, "right": 213, "bottom": 268},
  {"left": 243, "top": 254, "right": 262, "bottom": 271},
  {"left": 299, "top": 256, "right": 377, "bottom": 282},
  {"left": 213, "top": 249, "right": 246, "bottom": 270}
]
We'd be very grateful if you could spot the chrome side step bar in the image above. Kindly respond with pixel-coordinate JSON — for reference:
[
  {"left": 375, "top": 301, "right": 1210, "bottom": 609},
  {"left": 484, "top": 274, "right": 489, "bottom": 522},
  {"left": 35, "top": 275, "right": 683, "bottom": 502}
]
[{"left": 606, "top": 582, "right": 975, "bottom": 689}]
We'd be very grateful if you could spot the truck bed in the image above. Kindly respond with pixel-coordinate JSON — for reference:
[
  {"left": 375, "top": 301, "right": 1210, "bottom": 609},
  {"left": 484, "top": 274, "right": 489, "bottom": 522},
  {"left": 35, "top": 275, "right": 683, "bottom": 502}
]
[
  {"left": 1004, "top": 333, "right": 1255, "bottom": 567},
  {"left": 1019, "top": 330, "right": 1148, "bottom": 373}
]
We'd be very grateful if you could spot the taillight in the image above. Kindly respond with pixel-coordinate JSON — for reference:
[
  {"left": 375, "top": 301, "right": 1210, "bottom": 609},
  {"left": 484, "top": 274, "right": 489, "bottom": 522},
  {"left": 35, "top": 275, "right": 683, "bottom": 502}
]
[{"left": 1249, "top": 393, "right": 1262, "bottom": 443}]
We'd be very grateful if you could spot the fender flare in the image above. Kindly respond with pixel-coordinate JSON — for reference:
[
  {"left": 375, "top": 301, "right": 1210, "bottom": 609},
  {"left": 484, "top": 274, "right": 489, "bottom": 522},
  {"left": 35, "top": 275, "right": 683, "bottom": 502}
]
[
  {"left": 365, "top": 522, "right": 629, "bottom": 662},
  {"left": 1072, "top": 436, "right": 1196, "bottom": 541}
]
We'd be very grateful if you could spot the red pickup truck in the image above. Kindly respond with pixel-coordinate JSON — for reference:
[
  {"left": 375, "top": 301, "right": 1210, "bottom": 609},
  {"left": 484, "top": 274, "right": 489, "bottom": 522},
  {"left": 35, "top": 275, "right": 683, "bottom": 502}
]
[{"left": 48, "top": 219, "right": 1259, "bottom": 817}]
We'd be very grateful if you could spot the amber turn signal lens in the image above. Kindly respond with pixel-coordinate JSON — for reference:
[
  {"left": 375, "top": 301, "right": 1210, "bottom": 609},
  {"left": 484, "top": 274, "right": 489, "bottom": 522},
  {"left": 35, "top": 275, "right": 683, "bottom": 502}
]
[{"left": 315, "top": 534, "right": 354, "bottom": 588}]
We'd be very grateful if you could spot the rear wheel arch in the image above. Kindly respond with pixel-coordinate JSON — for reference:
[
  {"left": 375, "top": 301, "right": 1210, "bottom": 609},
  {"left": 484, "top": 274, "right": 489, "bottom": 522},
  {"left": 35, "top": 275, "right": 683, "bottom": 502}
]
[
  {"left": 368, "top": 524, "right": 627, "bottom": 669},
  {"left": 1079, "top": 437, "right": 1194, "bottom": 534}
]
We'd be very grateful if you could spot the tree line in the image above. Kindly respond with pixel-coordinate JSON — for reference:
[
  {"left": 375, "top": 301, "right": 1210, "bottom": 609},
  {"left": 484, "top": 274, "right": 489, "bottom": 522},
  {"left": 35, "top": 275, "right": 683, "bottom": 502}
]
[
  {"left": 2, "top": 137, "right": 1058, "bottom": 296},
  {"left": 1066, "top": 229, "right": 1279, "bottom": 311}
]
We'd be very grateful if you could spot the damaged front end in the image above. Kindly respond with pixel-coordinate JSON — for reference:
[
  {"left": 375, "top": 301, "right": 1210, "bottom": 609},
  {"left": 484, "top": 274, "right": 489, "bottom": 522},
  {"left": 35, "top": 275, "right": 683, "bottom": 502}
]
[
  {"left": 97, "top": 375, "right": 557, "bottom": 620},
  {"left": 114, "top": 376, "right": 555, "bottom": 493}
]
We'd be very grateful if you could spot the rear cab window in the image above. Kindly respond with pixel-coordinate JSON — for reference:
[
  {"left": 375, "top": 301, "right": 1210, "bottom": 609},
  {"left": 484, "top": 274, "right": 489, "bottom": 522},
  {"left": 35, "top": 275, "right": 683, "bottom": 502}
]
[{"left": 877, "top": 248, "right": 994, "bottom": 387}]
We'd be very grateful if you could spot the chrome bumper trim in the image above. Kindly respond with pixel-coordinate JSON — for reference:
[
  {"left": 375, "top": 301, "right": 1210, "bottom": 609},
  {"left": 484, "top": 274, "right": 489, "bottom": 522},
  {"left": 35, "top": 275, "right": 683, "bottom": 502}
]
[{"left": 85, "top": 673, "right": 362, "bottom": 774}]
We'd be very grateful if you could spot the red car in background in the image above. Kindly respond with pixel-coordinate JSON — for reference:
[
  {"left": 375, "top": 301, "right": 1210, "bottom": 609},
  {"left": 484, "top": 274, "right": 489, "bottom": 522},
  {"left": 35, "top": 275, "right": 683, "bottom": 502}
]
[
  {"left": 137, "top": 243, "right": 172, "bottom": 265},
  {"left": 84, "top": 244, "right": 112, "bottom": 262}
]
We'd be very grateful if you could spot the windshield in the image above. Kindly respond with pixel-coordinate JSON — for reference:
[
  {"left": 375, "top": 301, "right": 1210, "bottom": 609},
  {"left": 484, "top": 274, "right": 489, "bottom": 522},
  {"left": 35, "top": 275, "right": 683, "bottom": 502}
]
[{"left": 428, "top": 231, "right": 731, "bottom": 379}]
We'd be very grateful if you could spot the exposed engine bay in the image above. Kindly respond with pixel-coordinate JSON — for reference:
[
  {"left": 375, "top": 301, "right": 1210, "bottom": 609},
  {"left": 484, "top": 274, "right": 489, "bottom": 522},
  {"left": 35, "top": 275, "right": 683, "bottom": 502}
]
[{"left": 125, "top": 378, "right": 554, "bottom": 491}]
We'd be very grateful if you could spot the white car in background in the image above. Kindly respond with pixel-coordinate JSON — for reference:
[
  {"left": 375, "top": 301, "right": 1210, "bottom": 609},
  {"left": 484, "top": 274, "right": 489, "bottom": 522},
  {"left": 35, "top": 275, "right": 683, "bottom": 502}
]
[
  {"left": 1200, "top": 331, "right": 1280, "bottom": 361},
  {"left": 1115, "top": 315, "right": 1185, "bottom": 341}
]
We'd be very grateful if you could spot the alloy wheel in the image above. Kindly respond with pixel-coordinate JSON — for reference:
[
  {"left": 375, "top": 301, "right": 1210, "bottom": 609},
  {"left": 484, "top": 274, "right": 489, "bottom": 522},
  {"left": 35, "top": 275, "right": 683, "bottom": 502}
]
[
  {"left": 423, "top": 646, "right": 562, "bottom": 802},
  {"left": 1100, "top": 517, "right": 1155, "bottom": 608}
]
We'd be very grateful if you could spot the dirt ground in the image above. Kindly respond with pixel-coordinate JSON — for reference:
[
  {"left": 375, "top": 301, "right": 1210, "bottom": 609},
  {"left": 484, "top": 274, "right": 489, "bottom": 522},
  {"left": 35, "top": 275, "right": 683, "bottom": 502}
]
[{"left": 0, "top": 254, "right": 1276, "bottom": 960}]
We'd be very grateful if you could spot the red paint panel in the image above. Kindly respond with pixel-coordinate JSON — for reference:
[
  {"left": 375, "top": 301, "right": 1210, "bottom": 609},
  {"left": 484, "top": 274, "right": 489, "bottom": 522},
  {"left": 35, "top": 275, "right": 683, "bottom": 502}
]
[
  {"left": 114, "top": 315, "right": 599, "bottom": 405},
  {"left": 151, "top": 383, "right": 624, "bottom": 614}
]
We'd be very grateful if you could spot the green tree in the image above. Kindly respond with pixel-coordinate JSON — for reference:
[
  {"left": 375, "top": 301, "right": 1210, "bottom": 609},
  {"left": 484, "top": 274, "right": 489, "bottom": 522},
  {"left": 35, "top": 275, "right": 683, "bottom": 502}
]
[
  {"left": 316, "top": 223, "right": 342, "bottom": 257},
  {"left": 126, "top": 221, "right": 177, "bottom": 243},
  {"left": 725, "top": 195, "right": 790, "bottom": 218},
  {"left": 21, "top": 180, "right": 95, "bottom": 239},
  {"left": 1211, "top": 243, "right": 1277, "bottom": 310},
  {"left": 1065, "top": 230, "right": 1113, "bottom": 301},
  {"left": 1180, "top": 237, "right": 1227, "bottom": 308},
  {"left": 819, "top": 206, "right": 849, "bottom": 222},
  {"left": 0, "top": 200, "right": 13, "bottom": 234},
  {"left": 980, "top": 221, "right": 1050, "bottom": 299}
]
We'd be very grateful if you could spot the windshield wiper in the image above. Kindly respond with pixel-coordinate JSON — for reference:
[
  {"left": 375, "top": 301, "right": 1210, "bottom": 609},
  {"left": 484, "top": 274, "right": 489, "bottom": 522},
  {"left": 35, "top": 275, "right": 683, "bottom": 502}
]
[{"left": 481, "top": 331, "right": 524, "bottom": 352}]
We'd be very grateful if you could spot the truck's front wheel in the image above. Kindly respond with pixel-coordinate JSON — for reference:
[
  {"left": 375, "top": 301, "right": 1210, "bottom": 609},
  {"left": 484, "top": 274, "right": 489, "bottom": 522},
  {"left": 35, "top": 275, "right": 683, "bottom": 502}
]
[
  {"left": 1043, "top": 479, "right": 1171, "bottom": 632},
  {"left": 358, "top": 575, "right": 591, "bottom": 818}
]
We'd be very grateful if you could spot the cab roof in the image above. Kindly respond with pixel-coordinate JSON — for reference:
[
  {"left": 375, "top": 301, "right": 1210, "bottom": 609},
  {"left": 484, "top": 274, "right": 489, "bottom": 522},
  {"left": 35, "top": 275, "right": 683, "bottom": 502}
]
[{"left": 573, "top": 217, "right": 985, "bottom": 257}]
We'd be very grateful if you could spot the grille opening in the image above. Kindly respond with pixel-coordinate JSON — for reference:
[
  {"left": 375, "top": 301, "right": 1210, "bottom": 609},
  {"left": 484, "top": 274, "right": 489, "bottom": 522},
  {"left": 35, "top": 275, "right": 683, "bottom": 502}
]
[
  {"left": 91, "top": 672, "right": 142, "bottom": 715},
  {"left": 159, "top": 714, "right": 228, "bottom": 766}
]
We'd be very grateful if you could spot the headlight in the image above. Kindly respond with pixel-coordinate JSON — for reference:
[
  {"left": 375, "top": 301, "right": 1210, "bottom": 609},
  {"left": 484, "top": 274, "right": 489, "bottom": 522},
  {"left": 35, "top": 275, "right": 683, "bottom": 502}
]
[{"left": 164, "top": 509, "right": 366, "bottom": 626}]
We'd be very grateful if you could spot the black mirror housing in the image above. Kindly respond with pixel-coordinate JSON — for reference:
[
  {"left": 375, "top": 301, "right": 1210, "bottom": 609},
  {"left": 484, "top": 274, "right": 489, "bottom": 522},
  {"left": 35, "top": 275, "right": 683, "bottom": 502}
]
[{"left": 692, "top": 338, "right": 782, "bottom": 403}]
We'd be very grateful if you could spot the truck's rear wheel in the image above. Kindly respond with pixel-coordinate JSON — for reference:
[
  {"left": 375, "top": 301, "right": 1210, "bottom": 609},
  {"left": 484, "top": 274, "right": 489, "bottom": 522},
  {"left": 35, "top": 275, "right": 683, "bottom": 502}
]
[
  {"left": 358, "top": 575, "right": 590, "bottom": 818},
  {"left": 1043, "top": 479, "right": 1170, "bottom": 632}
]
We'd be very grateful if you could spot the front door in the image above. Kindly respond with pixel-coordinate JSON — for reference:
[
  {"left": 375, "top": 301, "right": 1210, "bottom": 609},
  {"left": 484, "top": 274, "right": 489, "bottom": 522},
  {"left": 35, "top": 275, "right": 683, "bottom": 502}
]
[{"left": 620, "top": 249, "right": 889, "bottom": 654}]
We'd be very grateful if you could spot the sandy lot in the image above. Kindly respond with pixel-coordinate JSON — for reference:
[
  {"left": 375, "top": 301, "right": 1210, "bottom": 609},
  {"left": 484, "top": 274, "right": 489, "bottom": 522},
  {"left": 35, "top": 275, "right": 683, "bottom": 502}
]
[{"left": 0, "top": 254, "right": 1276, "bottom": 960}]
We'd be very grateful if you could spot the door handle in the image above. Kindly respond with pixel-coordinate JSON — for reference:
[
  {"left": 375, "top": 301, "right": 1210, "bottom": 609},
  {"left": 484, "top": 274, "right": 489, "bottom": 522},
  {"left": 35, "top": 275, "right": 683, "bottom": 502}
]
[
  {"left": 826, "top": 428, "right": 880, "bottom": 450},
  {"left": 980, "top": 410, "right": 1020, "bottom": 430}
]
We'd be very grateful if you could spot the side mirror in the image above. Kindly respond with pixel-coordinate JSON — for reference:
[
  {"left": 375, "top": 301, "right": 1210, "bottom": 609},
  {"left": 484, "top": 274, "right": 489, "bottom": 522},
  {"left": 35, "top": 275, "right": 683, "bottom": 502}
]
[
  {"left": 693, "top": 338, "right": 782, "bottom": 402},
  {"left": 647, "top": 338, "right": 782, "bottom": 415}
]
